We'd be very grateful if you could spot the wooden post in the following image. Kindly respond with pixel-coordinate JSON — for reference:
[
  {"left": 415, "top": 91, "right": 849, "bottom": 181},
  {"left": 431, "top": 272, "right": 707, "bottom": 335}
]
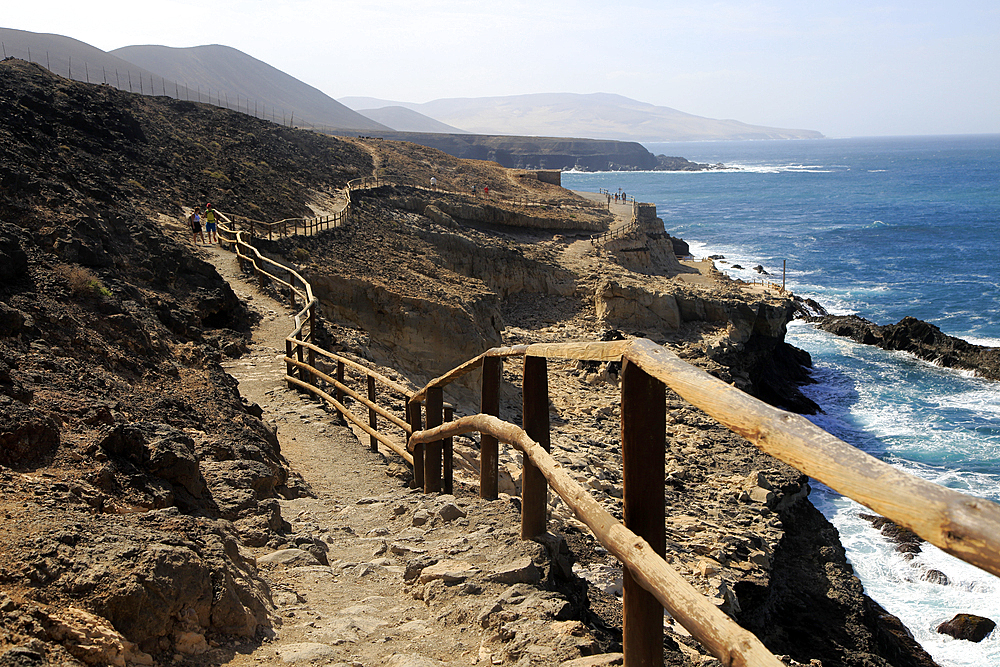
[
  {"left": 480, "top": 356, "right": 501, "bottom": 500},
  {"left": 367, "top": 375, "right": 378, "bottom": 452},
  {"left": 295, "top": 341, "right": 306, "bottom": 391},
  {"left": 521, "top": 355, "right": 549, "bottom": 539},
  {"left": 443, "top": 404, "right": 454, "bottom": 495},
  {"left": 336, "top": 360, "right": 345, "bottom": 404},
  {"left": 621, "top": 359, "right": 666, "bottom": 667},
  {"left": 408, "top": 401, "right": 424, "bottom": 489},
  {"left": 425, "top": 386, "right": 444, "bottom": 493},
  {"left": 308, "top": 302, "right": 317, "bottom": 344},
  {"left": 285, "top": 339, "right": 294, "bottom": 389}
]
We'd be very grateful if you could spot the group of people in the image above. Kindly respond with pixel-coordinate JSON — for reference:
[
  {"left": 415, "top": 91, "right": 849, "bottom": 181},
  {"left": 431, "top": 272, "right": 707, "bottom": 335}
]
[
  {"left": 188, "top": 203, "right": 218, "bottom": 245},
  {"left": 606, "top": 188, "right": 628, "bottom": 204}
]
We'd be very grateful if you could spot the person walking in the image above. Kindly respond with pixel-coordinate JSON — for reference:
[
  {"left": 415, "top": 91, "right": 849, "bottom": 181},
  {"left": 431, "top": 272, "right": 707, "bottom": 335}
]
[
  {"left": 189, "top": 207, "right": 205, "bottom": 245},
  {"left": 430, "top": 175, "right": 437, "bottom": 191},
  {"left": 204, "top": 203, "right": 218, "bottom": 244}
]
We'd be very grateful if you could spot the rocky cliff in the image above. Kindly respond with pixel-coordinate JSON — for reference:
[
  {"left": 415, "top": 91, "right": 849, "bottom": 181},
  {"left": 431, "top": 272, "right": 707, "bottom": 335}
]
[{"left": 335, "top": 130, "right": 727, "bottom": 172}]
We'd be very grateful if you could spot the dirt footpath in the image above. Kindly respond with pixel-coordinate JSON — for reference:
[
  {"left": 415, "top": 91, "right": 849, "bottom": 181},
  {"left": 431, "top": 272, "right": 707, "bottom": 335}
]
[{"left": 200, "top": 245, "right": 615, "bottom": 667}]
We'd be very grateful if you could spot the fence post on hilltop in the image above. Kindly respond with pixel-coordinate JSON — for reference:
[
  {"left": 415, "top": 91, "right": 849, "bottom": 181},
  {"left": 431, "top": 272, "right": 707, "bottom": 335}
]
[
  {"left": 521, "top": 355, "right": 549, "bottom": 539},
  {"left": 443, "top": 404, "right": 454, "bottom": 495},
  {"left": 424, "top": 386, "right": 444, "bottom": 493},
  {"left": 367, "top": 376, "right": 378, "bottom": 452},
  {"left": 621, "top": 360, "right": 666, "bottom": 667},
  {"left": 408, "top": 401, "right": 424, "bottom": 489},
  {"left": 285, "top": 340, "right": 294, "bottom": 390},
  {"left": 480, "top": 356, "right": 501, "bottom": 500}
]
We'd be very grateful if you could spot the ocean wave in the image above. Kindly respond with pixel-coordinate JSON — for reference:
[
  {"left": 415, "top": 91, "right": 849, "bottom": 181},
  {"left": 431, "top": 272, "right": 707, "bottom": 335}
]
[
  {"left": 722, "top": 162, "right": 836, "bottom": 174},
  {"left": 962, "top": 335, "right": 1000, "bottom": 347}
]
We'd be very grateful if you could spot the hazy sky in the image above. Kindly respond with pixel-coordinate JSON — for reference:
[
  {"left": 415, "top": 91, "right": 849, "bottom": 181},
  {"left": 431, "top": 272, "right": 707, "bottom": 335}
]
[{"left": 4, "top": 0, "right": 999, "bottom": 137}]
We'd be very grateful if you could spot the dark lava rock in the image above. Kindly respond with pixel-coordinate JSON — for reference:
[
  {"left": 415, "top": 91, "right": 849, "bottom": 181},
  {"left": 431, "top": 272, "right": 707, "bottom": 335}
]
[
  {"left": 812, "top": 314, "right": 1000, "bottom": 380},
  {"left": 922, "top": 569, "right": 949, "bottom": 586},
  {"left": 937, "top": 613, "right": 996, "bottom": 642},
  {"left": 0, "top": 223, "right": 30, "bottom": 282}
]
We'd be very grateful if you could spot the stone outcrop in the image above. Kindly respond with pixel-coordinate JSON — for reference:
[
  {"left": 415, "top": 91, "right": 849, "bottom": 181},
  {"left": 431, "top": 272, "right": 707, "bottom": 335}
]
[
  {"left": 813, "top": 314, "right": 1000, "bottom": 380},
  {"left": 598, "top": 205, "right": 686, "bottom": 275},
  {"left": 308, "top": 272, "right": 502, "bottom": 384},
  {"left": 936, "top": 614, "right": 996, "bottom": 642},
  {"left": 594, "top": 276, "right": 819, "bottom": 413}
]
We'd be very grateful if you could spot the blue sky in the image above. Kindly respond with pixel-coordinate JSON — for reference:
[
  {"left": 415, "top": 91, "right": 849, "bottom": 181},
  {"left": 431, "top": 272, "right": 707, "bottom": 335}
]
[{"left": 4, "top": 0, "right": 999, "bottom": 137}]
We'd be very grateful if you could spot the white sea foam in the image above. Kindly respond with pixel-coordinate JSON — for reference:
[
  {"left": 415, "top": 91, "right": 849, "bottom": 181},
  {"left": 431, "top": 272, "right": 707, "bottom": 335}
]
[{"left": 961, "top": 335, "right": 1000, "bottom": 347}]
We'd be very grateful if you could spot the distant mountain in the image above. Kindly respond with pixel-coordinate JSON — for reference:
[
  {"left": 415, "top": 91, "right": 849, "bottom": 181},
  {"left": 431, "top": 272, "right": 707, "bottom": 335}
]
[
  {"left": 356, "top": 106, "right": 468, "bottom": 134},
  {"left": 111, "top": 44, "right": 388, "bottom": 132},
  {"left": 342, "top": 92, "right": 823, "bottom": 142},
  {"left": 3, "top": 27, "right": 821, "bottom": 142}
]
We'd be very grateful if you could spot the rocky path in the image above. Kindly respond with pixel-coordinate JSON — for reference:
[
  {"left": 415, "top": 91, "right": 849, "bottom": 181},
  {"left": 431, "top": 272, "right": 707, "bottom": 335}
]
[{"left": 199, "top": 244, "right": 614, "bottom": 667}]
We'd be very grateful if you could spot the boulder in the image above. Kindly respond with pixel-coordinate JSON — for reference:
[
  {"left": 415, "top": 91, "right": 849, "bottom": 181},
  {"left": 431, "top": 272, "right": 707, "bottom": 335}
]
[
  {"left": 98, "top": 422, "right": 208, "bottom": 509},
  {"left": 937, "top": 614, "right": 996, "bottom": 642},
  {"left": 0, "top": 403, "right": 60, "bottom": 470},
  {"left": 257, "top": 548, "right": 321, "bottom": 567}
]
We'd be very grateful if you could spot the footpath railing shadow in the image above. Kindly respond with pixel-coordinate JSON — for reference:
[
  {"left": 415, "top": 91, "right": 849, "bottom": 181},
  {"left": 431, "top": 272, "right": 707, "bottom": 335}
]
[{"left": 214, "top": 203, "right": 1000, "bottom": 667}]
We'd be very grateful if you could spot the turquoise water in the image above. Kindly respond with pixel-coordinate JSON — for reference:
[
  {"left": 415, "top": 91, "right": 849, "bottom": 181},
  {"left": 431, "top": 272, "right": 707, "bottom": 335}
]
[{"left": 562, "top": 135, "right": 1000, "bottom": 667}]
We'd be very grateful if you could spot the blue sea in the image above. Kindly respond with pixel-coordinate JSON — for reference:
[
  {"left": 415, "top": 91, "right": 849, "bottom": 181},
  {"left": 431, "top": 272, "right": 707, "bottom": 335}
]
[{"left": 562, "top": 135, "right": 1000, "bottom": 667}]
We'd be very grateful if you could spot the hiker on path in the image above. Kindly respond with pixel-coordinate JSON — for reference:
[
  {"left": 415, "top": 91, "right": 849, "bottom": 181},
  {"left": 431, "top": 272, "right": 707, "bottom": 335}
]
[
  {"left": 204, "top": 203, "right": 218, "bottom": 244},
  {"left": 189, "top": 208, "right": 205, "bottom": 245},
  {"left": 430, "top": 175, "right": 437, "bottom": 191}
]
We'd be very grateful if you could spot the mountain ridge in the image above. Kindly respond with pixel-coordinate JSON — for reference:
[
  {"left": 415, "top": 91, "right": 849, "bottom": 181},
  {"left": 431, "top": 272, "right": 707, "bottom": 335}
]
[
  {"left": 110, "top": 43, "right": 388, "bottom": 132},
  {"left": 3, "top": 27, "right": 823, "bottom": 142},
  {"left": 341, "top": 92, "right": 825, "bottom": 142}
]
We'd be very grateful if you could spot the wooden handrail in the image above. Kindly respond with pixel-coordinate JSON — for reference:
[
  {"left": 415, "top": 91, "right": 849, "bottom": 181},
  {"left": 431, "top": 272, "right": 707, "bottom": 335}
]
[
  {"left": 409, "top": 414, "right": 783, "bottom": 667},
  {"left": 410, "top": 336, "right": 1000, "bottom": 580},
  {"left": 285, "top": 354, "right": 411, "bottom": 434},
  {"left": 284, "top": 374, "right": 412, "bottom": 464},
  {"left": 290, "top": 338, "right": 413, "bottom": 398},
  {"left": 621, "top": 338, "right": 1000, "bottom": 579}
]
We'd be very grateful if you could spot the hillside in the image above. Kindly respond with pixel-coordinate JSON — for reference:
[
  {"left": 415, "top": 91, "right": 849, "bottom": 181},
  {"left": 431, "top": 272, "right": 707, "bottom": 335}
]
[
  {"left": 0, "top": 60, "right": 936, "bottom": 667},
  {"left": 356, "top": 105, "right": 469, "bottom": 134},
  {"left": 1, "top": 27, "right": 167, "bottom": 90},
  {"left": 110, "top": 44, "right": 388, "bottom": 132},
  {"left": 341, "top": 92, "right": 825, "bottom": 142}
]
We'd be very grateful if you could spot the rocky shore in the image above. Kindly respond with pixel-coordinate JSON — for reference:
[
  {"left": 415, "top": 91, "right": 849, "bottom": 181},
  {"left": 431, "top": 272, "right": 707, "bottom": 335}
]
[
  {"left": 812, "top": 314, "right": 1000, "bottom": 380},
  {"left": 0, "top": 59, "right": 943, "bottom": 666}
]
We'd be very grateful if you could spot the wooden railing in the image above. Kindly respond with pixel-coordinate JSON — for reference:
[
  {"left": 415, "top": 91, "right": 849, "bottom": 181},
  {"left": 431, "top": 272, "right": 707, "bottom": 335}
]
[
  {"left": 216, "top": 176, "right": 383, "bottom": 241},
  {"left": 592, "top": 200, "right": 640, "bottom": 246},
  {"left": 405, "top": 339, "right": 1000, "bottom": 665},
  {"left": 215, "top": 206, "right": 1000, "bottom": 666}
]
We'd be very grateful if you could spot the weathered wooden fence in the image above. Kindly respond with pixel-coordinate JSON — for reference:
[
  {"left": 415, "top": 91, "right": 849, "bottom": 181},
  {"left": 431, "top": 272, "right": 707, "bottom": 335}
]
[
  {"left": 592, "top": 200, "right": 640, "bottom": 246},
  {"left": 215, "top": 209, "right": 1000, "bottom": 667}
]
